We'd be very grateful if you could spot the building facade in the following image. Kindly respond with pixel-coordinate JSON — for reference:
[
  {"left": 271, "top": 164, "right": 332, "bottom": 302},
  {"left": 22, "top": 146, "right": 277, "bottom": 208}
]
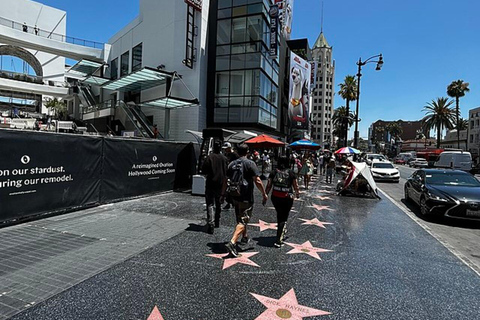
[
  {"left": 468, "top": 106, "right": 480, "bottom": 162},
  {"left": 310, "top": 32, "right": 334, "bottom": 148},
  {"left": 440, "top": 129, "right": 467, "bottom": 150}
]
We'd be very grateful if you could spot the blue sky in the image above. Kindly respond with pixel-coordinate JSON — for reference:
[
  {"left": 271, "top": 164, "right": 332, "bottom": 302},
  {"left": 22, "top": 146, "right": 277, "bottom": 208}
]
[{"left": 33, "top": 0, "right": 479, "bottom": 138}]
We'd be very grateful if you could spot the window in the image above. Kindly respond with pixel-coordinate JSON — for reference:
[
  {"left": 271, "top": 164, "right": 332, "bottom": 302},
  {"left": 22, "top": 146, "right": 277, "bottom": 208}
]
[
  {"left": 120, "top": 51, "right": 129, "bottom": 77},
  {"left": 217, "top": 20, "right": 231, "bottom": 44},
  {"left": 110, "top": 58, "right": 118, "bottom": 80},
  {"left": 232, "top": 17, "right": 247, "bottom": 43},
  {"left": 132, "top": 43, "right": 142, "bottom": 72}
]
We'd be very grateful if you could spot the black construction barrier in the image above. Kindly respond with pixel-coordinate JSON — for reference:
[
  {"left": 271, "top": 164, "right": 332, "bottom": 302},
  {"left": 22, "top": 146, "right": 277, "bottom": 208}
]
[{"left": 0, "top": 130, "right": 195, "bottom": 224}]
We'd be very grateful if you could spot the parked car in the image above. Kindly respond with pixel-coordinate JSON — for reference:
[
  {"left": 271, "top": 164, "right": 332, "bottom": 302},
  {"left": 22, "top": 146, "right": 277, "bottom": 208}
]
[
  {"left": 404, "top": 169, "right": 480, "bottom": 219},
  {"left": 434, "top": 151, "right": 472, "bottom": 171},
  {"left": 371, "top": 162, "right": 400, "bottom": 182},
  {"left": 394, "top": 157, "right": 406, "bottom": 165},
  {"left": 409, "top": 158, "right": 429, "bottom": 168}
]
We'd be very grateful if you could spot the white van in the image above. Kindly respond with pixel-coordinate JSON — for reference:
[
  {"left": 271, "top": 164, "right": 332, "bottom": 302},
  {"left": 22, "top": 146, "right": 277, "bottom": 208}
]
[{"left": 434, "top": 151, "right": 472, "bottom": 171}]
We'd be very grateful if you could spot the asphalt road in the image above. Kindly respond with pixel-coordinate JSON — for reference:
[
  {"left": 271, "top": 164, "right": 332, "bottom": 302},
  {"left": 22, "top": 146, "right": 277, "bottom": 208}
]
[{"left": 376, "top": 165, "right": 480, "bottom": 276}]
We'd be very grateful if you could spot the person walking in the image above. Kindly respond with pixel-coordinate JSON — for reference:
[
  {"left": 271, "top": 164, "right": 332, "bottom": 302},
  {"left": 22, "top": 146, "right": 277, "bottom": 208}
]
[
  {"left": 265, "top": 156, "right": 300, "bottom": 247},
  {"left": 326, "top": 157, "right": 336, "bottom": 184},
  {"left": 202, "top": 141, "right": 228, "bottom": 234},
  {"left": 221, "top": 144, "right": 268, "bottom": 257},
  {"left": 222, "top": 142, "right": 239, "bottom": 210},
  {"left": 318, "top": 154, "right": 325, "bottom": 175},
  {"left": 299, "top": 154, "right": 313, "bottom": 190}
]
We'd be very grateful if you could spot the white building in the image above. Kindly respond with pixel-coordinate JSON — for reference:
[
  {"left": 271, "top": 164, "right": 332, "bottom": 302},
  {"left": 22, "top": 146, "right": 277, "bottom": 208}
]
[
  {"left": 468, "top": 106, "right": 480, "bottom": 162},
  {"left": 440, "top": 129, "right": 467, "bottom": 150},
  {"left": 311, "top": 32, "right": 334, "bottom": 148}
]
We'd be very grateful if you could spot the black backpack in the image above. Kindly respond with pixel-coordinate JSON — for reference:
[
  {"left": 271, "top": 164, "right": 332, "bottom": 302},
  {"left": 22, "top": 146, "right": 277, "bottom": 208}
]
[
  {"left": 272, "top": 169, "right": 291, "bottom": 193},
  {"left": 226, "top": 159, "right": 249, "bottom": 198}
]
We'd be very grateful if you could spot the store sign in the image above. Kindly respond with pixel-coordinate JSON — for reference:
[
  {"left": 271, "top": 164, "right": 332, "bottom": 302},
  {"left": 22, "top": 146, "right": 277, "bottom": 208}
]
[
  {"left": 184, "top": 0, "right": 202, "bottom": 11},
  {"left": 269, "top": 5, "right": 279, "bottom": 58}
]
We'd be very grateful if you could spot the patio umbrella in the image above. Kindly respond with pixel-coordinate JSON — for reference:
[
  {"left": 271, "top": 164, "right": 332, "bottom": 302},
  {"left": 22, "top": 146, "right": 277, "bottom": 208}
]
[
  {"left": 289, "top": 139, "right": 321, "bottom": 150},
  {"left": 334, "top": 147, "right": 361, "bottom": 154},
  {"left": 244, "top": 134, "right": 285, "bottom": 148}
]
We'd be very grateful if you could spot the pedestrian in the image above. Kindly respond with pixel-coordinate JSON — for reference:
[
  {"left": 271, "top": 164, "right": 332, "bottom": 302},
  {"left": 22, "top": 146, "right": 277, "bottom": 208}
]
[
  {"left": 202, "top": 141, "right": 228, "bottom": 234},
  {"left": 265, "top": 155, "right": 300, "bottom": 247},
  {"left": 318, "top": 154, "right": 324, "bottom": 175},
  {"left": 34, "top": 25, "right": 39, "bottom": 35},
  {"left": 299, "top": 154, "right": 313, "bottom": 190},
  {"left": 222, "top": 142, "right": 239, "bottom": 210},
  {"left": 22, "top": 23, "right": 28, "bottom": 33},
  {"left": 221, "top": 143, "right": 268, "bottom": 257},
  {"left": 153, "top": 124, "right": 159, "bottom": 139},
  {"left": 326, "top": 157, "right": 336, "bottom": 184}
]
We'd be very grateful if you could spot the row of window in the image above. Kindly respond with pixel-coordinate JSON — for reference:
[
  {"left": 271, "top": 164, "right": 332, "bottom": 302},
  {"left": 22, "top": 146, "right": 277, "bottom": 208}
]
[
  {"left": 218, "top": 0, "right": 271, "bottom": 10},
  {"left": 312, "top": 91, "right": 334, "bottom": 98},
  {"left": 110, "top": 43, "right": 143, "bottom": 80},
  {"left": 213, "top": 106, "right": 277, "bottom": 129},
  {"left": 316, "top": 76, "right": 334, "bottom": 82},
  {"left": 313, "top": 99, "right": 333, "bottom": 105}
]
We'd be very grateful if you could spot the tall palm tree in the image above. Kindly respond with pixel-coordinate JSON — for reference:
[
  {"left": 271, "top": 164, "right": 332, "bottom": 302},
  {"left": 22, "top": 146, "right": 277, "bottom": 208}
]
[
  {"left": 386, "top": 121, "right": 403, "bottom": 142},
  {"left": 422, "top": 97, "right": 455, "bottom": 148},
  {"left": 332, "top": 106, "right": 354, "bottom": 148},
  {"left": 338, "top": 75, "right": 358, "bottom": 147},
  {"left": 458, "top": 118, "right": 468, "bottom": 131},
  {"left": 447, "top": 80, "right": 470, "bottom": 148}
]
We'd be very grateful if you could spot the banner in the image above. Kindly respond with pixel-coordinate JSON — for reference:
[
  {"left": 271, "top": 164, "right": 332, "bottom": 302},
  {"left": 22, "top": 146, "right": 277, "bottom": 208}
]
[
  {"left": 269, "top": 5, "right": 279, "bottom": 58},
  {"left": 275, "top": 0, "right": 294, "bottom": 40},
  {"left": 0, "top": 130, "right": 102, "bottom": 223},
  {"left": 288, "top": 52, "right": 311, "bottom": 129}
]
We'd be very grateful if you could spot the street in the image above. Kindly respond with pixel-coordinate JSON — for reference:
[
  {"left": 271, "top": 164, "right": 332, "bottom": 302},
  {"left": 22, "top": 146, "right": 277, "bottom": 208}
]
[{"left": 0, "top": 174, "right": 479, "bottom": 319}]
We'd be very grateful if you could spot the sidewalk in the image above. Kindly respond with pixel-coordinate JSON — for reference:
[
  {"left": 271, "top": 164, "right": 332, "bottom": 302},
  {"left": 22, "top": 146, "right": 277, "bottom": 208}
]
[{"left": 2, "top": 175, "right": 480, "bottom": 319}]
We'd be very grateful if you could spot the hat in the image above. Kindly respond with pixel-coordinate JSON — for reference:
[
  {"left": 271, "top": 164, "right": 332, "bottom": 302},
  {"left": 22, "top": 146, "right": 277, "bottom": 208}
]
[{"left": 222, "top": 142, "right": 232, "bottom": 149}]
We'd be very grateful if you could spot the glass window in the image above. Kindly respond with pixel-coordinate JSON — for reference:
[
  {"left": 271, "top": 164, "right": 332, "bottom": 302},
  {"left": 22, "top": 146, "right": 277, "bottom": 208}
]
[
  {"left": 229, "top": 97, "right": 244, "bottom": 107},
  {"left": 244, "top": 69, "right": 260, "bottom": 96},
  {"left": 218, "top": 0, "right": 232, "bottom": 9},
  {"left": 232, "top": 17, "right": 247, "bottom": 43},
  {"left": 248, "top": 3, "right": 263, "bottom": 14},
  {"left": 232, "top": 6, "right": 247, "bottom": 16},
  {"left": 247, "top": 15, "right": 262, "bottom": 41},
  {"left": 230, "top": 70, "right": 244, "bottom": 96},
  {"left": 216, "top": 71, "right": 230, "bottom": 96},
  {"left": 258, "top": 109, "right": 270, "bottom": 126},
  {"left": 217, "top": 20, "right": 231, "bottom": 44},
  {"left": 230, "top": 54, "right": 245, "bottom": 70},
  {"left": 216, "top": 56, "right": 230, "bottom": 71},
  {"left": 231, "top": 44, "right": 245, "bottom": 54},
  {"left": 120, "top": 51, "right": 129, "bottom": 77},
  {"left": 214, "top": 108, "right": 228, "bottom": 122},
  {"left": 245, "top": 53, "right": 261, "bottom": 69},
  {"left": 229, "top": 107, "right": 258, "bottom": 123},
  {"left": 218, "top": 8, "right": 231, "bottom": 19},
  {"left": 215, "top": 97, "right": 229, "bottom": 108},
  {"left": 217, "top": 45, "right": 231, "bottom": 56},
  {"left": 132, "top": 43, "right": 142, "bottom": 72},
  {"left": 245, "top": 96, "right": 259, "bottom": 107},
  {"left": 110, "top": 58, "right": 118, "bottom": 80}
]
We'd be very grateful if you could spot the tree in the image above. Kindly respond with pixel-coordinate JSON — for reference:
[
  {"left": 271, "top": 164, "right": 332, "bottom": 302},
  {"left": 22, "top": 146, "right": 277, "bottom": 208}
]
[
  {"left": 332, "top": 106, "right": 354, "bottom": 148},
  {"left": 44, "top": 97, "right": 67, "bottom": 120},
  {"left": 458, "top": 118, "right": 468, "bottom": 131},
  {"left": 338, "top": 75, "right": 357, "bottom": 147},
  {"left": 386, "top": 121, "right": 403, "bottom": 142},
  {"left": 422, "top": 97, "right": 455, "bottom": 148},
  {"left": 447, "top": 80, "right": 470, "bottom": 148}
]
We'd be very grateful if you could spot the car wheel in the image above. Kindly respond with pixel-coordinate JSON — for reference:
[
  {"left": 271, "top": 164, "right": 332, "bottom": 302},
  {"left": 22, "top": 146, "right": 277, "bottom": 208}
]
[{"left": 420, "top": 197, "right": 429, "bottom": 216}]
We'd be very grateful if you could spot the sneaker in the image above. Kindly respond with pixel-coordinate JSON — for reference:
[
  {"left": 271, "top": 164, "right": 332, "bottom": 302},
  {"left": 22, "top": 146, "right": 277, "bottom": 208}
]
[
  {"left": 225, "top": 241, "right": 238, "bottom": 257},
  {"left": 274, "top": 242, "right": 284, "bottom": 248},
  {"left": 239, "top": 237, "right": 250, "bottom": 245},
  {"left": 223, "top": 204, "right": 231, "bottom": 210}
]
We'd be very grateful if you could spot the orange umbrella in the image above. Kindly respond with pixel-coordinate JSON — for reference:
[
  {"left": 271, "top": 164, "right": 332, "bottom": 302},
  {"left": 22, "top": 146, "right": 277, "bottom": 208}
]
[{"left": 244, "top": 134, "right": 285, "bottom": 149}]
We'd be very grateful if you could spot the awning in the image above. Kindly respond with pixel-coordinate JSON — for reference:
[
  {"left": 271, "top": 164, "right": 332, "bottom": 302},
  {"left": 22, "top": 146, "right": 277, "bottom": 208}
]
[
  {"left": 139, "top": 96, "right": 199, "bottom": 109},
  {"left": 82, "top": 76, "right": 110, "bottom": 86},
  {"left": 225, "top": 130, "right": 258, "bottom": 144},
  {"left": 102, "top": 67, "right": 175, "bottom": 92},
  {"left": 68, "top": 60, "right": 103, "bottom": 77}
]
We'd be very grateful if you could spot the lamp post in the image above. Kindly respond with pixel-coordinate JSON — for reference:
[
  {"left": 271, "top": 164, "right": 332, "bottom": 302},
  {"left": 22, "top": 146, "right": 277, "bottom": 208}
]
[{"left": 353, "top": 54, "right": 384, "bottom": 148}]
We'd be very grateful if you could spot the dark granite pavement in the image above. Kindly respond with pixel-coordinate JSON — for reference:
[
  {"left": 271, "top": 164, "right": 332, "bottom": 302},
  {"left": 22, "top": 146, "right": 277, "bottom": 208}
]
[{"left": 4, "top": 175, "right": 480, "bottom": 319}]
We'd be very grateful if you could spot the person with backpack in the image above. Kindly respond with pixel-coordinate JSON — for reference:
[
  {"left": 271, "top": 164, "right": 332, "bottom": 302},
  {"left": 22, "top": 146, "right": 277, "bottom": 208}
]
[
  {"left": 265, "top": 155, "right": 300, "bottom": 248},
  {"left": 201, "top": 141, "right": 228, "bottom": 234},
  {"left": 221, "top": 144, "right": 268, "bottom": 257}
]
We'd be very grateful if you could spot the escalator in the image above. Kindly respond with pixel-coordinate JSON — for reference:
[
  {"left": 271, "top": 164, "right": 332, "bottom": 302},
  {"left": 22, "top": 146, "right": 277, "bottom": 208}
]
[
  {"left": 116, "top": 101, "right": 156, "bottom": 138},
  {"left": 79, "top": 85, "right": 97, "bottom": 106}
]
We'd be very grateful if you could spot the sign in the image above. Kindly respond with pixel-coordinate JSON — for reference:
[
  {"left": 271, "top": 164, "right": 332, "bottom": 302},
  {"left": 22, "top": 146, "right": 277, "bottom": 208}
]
[
  {"left": 310, "top": 61, "right": 318, "bottom": 93},
  {"left": 275, "top": 0, "right": 294, "bottom": 40},
  {"left": 288, "top": 52, "right": 311, "bottom": 129},
  {"left": 269, "top": 5, "right": 279, "bottom": 58},
  {"left": 184, "top": 0, "right": 202, "bottom": 11}
]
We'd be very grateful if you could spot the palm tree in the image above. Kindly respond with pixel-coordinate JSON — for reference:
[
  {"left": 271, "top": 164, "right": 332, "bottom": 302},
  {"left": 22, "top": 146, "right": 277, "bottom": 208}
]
[
  {"left": 422, "top": 97, "right": 455, "bottom": 148},
  {"left": 458, "top": 118, "right": 468, "bottom": 131},
  {"left": 44, "top": 97, "right": 67, "bottom": 120},
  {"left": 332, "top": 106, "right": 354, "bottom": 148},
  {"left": 447, "top": 80, "right": 470, "bottom": 148},
  {"left": 338, "top": 75, "right": 358, "bottom": 147},
  {"left": 386, "top": 121, "right": 403, "bottom": 142}
]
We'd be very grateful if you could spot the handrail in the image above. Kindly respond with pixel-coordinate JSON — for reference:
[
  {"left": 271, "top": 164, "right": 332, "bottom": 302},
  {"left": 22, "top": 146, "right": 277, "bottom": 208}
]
[
  {"left": 0, "top": 16, "right": 104, "bottom": 49},
  {"left": 117, "top": 101, "right": 150, "bottom": 138}
]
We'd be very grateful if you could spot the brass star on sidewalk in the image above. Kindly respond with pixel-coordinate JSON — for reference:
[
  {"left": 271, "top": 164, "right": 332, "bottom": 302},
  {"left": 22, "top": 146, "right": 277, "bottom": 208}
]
[
  {"left": 251, "top": 288, "right": 331, "bottom": 319},
  {"left": 249, "top": 219, "right": 277, "bottom": 231},
  {"left": 147, "top": 306, "right": 165, "bottom": 320},
  {"left": 206, "top": 252, "right": 260, "bottom": 270},
  {"left": 284, "top": 241, "right": 333, "bottom": 260},
  {"left": 307, "top": 204, "right": 334, "bottom": 211},
  {"left": 298, "top": 218, "right": 333, "bottom": 229}
]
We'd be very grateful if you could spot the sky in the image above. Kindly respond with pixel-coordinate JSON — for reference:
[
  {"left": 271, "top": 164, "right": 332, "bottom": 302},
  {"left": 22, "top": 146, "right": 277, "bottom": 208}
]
[{"left": 31, "top": 0, "right": 480, "bottom": 138}]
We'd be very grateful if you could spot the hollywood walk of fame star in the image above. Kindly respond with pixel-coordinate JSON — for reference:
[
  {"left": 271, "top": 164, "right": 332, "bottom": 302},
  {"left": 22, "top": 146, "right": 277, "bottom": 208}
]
[
  {"left": 317, "top": 189, "right": 334, "bottom": 194},
  {"left": 307, "top": 204, "right": 334, "bottom": 212},
  {"left": 315, "top": 195, "right": 332, "bottom": 200},
  {"left": 299, "top": 218, "right": 333, "bottom": 229},
  {"left": 147, "top": 306, "right": 165, "bottom": 320},
  {"left": 206, "top": 252, "right": 260, "bottom": 270},
  {"left": 284, "top": 241, "right": 332, "bottom": 260},
  {"left": 249, "top": 220, "right": 277, "bottom": 231},
  {"left": 251, "top": 288, "right": 331, "bottom": 319}
]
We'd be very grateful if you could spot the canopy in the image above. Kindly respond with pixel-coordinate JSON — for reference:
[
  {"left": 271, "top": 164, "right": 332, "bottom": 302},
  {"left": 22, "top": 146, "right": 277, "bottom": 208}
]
[
  {"left": 245, "top": 134, "right": 285, "bottom": 148},
  {"left": 290, "top": 139, "right": 321, "bottom": 150},
  {"left": 340, "top": 161, "right": 380, "bottom": 198},
  {"left": 335, "top": 147, "right": 361, "bottom": 154}
]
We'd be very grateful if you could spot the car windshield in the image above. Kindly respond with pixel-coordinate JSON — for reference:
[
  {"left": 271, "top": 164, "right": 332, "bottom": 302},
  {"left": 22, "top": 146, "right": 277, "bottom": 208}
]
[
  {"left": 373, "top": 163, "right": 394, "bottom": 169},
  {"left": 426, "top": 172, "right": 480, "bottom": 187}
]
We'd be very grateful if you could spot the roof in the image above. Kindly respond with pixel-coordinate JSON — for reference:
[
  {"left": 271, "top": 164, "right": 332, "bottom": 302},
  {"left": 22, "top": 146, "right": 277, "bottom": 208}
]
[{"left": 313, "top": 32, "right": 330, "bottom": 49}]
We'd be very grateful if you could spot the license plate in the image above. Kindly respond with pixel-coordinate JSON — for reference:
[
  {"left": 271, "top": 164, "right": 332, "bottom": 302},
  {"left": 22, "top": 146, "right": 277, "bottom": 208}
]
[{"left": 466, "top": 210, "right": 480, "bottom": 217}]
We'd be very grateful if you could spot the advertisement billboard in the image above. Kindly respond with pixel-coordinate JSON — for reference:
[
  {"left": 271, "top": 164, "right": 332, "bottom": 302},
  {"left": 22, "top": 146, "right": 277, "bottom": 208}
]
[
  {"left": 269, "top": 5, "right": 279, "bottom": 58},
  {"left": 275, "top": 0, "right": 294, "bottom": 40},
  {"left": 288, "top": 52, "right": 311, "bottom": 129}
]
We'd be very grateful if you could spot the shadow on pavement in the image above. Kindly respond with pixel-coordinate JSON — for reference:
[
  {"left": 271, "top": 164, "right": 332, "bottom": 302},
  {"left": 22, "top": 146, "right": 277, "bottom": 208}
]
[
  {"left": 186, "top": 223, "right": 206, "bottom": 233},
  {"left": 252, "top": 236, "right": 276, "bottom": 248}
]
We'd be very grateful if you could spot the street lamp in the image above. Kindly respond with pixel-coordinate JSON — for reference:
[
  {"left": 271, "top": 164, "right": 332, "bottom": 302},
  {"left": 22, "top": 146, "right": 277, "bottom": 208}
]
[{"left": 353, "top": 54, "right": 384, "bottom": 148}]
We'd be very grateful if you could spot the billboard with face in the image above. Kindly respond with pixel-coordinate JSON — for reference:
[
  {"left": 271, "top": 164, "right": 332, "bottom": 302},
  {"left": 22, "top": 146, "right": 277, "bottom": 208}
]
[
  {"left": 275, "top": 0, "right": 294, "bottom": 40},
  {"left": 288, "top": 52, "right": 311, "bottom": 129}
]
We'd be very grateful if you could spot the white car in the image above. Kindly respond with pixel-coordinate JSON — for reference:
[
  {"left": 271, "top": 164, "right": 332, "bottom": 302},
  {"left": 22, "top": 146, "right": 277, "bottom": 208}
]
[
  {"left": 370, "top": 162, "right": 400, "bottom": 182},
  {"left": 366, "top": 154, "right": 387, "bottom": 166},
  {"left": 409, "top": 158, "right": 428, "bottom": 168}
]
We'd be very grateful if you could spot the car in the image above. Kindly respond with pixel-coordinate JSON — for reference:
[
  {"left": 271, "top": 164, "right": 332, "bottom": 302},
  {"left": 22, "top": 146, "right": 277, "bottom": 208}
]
[
  {"left": 370, "top": 162, "right": 400, "bottom": 182},
  {"left": 404, "top": 169, "right": 480, "bottom": 219},
  {"left": 434, "top": 151, "right": 472, "bottom": 171},
  {"left": 394, "top": 157, "right": 406, "bottom": 165},
  {"left": 409, "top": 158, "right": 428, "bottom": 168},
  {"left": 366, "top": 154, "right": 387, "bottom": 166}
]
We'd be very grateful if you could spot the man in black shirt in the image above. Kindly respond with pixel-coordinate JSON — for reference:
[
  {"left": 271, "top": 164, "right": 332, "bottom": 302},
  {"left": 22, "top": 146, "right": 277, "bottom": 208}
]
[
  {"left": 202, "top": 141, "right": 228, "bottom": 234},
  {"left": 222, "top": 142, "right": 239, "bottom": 210}
]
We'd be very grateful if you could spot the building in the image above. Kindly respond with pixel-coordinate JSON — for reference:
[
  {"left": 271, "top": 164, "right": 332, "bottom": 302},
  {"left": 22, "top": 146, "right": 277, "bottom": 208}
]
[
  {"left": 310, "top": 32, "right": 334, "bottom": 148},
  {"left": 440, "top": 129, "right": 467, "bottom": 150},
  {"left": 468, "top": 106, "right": 480, "bottom": 162},
  {"left": 369, "top": 120, "right": 425, "bottom": 144}
]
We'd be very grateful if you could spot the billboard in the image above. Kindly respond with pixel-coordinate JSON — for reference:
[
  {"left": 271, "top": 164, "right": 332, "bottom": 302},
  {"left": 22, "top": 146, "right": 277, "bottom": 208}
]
[
  {"left": 275, "top": 0, "right": 294, "bottom": 40},
  {"left": 288, "top": 52, "right": 311, "bottom": 129},
  {"left": 269, "top": 5, "right": 279, "bottom": 58}
]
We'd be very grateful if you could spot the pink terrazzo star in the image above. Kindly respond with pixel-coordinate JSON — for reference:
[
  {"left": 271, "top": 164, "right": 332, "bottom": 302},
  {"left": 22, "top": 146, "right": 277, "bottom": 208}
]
[
  {"left": 284, "top": 241, "right": 333, "bottom": 260},
  {"left": 315, "top": 195, "right": 332, "bottom": 200},
  {"left": 206, "top": 252, "right": 260, "bottom": 270},
  {"left": 307, "top": 204, "right": 334, "bottom": 212},
  {"left": 251, "top": 288, "right": 331, "bottom": 319},
  {"left": 147, "top": 306, "right": 165, "bottom": 320},
  {"left": 298, "top": 218, "right": 333, "bottom": 229},
  {"left": 249, "top": 220, "right": 277, "bottom": 231}
]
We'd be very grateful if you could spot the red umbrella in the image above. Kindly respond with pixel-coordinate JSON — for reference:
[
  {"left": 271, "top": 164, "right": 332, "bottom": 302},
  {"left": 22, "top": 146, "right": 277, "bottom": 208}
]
[{"left": 244, "top": 134, "right": 285, "bottom": 149}]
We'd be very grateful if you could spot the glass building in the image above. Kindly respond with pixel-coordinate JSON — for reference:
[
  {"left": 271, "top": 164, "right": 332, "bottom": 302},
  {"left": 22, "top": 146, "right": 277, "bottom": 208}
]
[{"left": 207, "top": 0, "right": 280, "bottom": 132}]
